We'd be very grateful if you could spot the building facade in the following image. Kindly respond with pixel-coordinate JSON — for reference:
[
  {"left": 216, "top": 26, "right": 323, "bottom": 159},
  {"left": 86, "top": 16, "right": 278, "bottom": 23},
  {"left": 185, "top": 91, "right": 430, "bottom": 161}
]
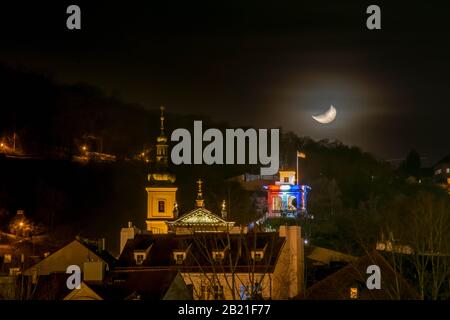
[
  {"left": 264, "top": 170, "right": 311, "bottom": 219},
  {"left": 118, "top": 225, "right": 305, "bottom": 300}
]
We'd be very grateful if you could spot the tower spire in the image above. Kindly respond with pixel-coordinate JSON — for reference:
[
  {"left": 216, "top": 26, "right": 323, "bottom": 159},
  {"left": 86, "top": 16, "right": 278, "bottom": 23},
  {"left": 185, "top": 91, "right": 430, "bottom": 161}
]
[
  {"left": 148, "top": 105, "right": 175, "bottom": 184},
  {"left": 154, "top": 105, "right": 169, "bottom": 166},
  {"left": 160, "top": 105, "right": 165, "bottom": 136},
  {"left": 221, "top": 200, "right": 227, "bottom": 220},
  {"left": 196, "top": 179, "right": 205, "bottom": 208}
]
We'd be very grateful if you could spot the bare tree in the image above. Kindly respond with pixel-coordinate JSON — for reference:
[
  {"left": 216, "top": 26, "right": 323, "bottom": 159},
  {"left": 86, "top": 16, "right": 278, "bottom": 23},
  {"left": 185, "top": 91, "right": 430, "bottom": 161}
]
[
  {"left": 382, "top": 191, "right": 450, "bottom": 300},
  {"left": 179, "top": 227, "right": 277, "bottom": 300},
  {"left": 409, "top": 192, "right": 450, "bottom": 299}
]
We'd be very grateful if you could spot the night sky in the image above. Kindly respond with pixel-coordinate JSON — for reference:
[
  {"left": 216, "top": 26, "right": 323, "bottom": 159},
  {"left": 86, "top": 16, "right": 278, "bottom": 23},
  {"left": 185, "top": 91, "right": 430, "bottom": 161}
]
[{"left": 1, "top": 1, "right": 449, "bottom": 165}]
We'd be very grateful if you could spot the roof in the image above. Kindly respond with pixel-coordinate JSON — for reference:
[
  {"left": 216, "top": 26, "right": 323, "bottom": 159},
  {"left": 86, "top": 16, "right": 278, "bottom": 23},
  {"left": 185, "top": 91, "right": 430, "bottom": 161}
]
[
  {"left": 168, "top": 207, "right": 235, "bottom": 228},
  {"left": 305, "top": 245, "right": 356, "bottom": 265},
  {"left": 78, "top": 239, "right": 117, "bottom": 268},
  {"left": 23, "top": 239, "right": 117, "bottom": 275},
  {"left": 30, "top": 270, "right": 191, "bottom": 300},
  {"left": 434, "top": 155, "right": 450, "bottom": 167},
  {"left": 303, "top": 251, "right": 420, "bottom": 300},
  {"left": 118, "top": 232, "right": 285, "bottom": 273},
  {"left": 98, "top": 270, "right": 190, "bottom": 300}
]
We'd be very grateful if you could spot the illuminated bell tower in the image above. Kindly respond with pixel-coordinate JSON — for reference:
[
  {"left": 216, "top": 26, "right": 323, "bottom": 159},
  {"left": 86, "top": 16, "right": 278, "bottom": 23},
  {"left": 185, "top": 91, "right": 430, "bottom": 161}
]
[{"left": 146, "top": 106, "right": 178, "bottom": 234}]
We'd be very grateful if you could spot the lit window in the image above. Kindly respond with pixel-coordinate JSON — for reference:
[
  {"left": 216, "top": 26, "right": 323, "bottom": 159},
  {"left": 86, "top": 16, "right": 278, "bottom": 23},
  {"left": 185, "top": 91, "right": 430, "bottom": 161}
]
[
  {"left": 240, "top": 283, "right": 262, "bottom": 300},
  {"left": 3, "top": 254, "right": 12, "bottom": 263},
  {"left": 212, "top": 285, "right": 224, "bottom": 300},
  {"left": 446, "top": 168, "right": 450, "bottom": 174},
  {"left": 350, "top": 287, "right": 358, "bottom": 299},
  {"left": 251, "top": 243, "right": 267, "bottom": 262},
  {"left": 200, "top": 285, "right": 208, "bottom": 300},
  {"left": 251, "top": 250, "right": 265, "bottom": 261},
  {"left": 136, "top": 254, "right": 145, "bottom": 265},
  {"left": 173, "top": 251, "right": 187, "bottom": 265},
  {"left": 212, "top": 251, "right": 225, "bottom": 262},
  {"left": 158, "top": 200, "right": 165, "bottom": 213},
  {"left": 9, "top": 268, "right": 21, "bottom": 276}
]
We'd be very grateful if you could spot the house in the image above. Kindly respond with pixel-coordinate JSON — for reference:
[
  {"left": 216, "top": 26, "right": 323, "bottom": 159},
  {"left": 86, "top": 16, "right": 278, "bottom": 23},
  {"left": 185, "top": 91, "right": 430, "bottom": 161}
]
[
  {"left": 23, "top": 238, "right": 116, "bottom": 277},
  {"left": 303, "top": 251, "right": 420, "bottom": 300},
  {"left": 305, "top": 245, "right": 356, "bottom": 266},
  {"left": 63, "top": 270, "right": 192, "bottom": 300},
  {"left": 433, "top": 155, "right": 450, "bottom": 194},
  {"left": 118, "top": 225, "right": 305, "bottom": 300}
]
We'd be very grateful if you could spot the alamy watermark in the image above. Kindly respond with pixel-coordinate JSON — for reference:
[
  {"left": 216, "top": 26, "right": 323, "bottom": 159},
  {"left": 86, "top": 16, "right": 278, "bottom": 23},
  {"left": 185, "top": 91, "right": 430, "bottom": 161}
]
[{"left": 170, "top": 121, "right": 279, "bottom": 175}]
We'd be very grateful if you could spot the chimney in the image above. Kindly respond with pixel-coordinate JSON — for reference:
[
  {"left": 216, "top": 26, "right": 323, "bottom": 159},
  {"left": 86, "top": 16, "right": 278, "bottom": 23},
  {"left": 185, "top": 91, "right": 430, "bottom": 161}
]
[
  {"left": 120, "top": 221, "right": 141, "bottom": 255},
  {"left": 278, "top": 225, "right": 305, "bottom": 298},
  {"left": 97, "top": 238, "right": 106, "bottom": 251}
]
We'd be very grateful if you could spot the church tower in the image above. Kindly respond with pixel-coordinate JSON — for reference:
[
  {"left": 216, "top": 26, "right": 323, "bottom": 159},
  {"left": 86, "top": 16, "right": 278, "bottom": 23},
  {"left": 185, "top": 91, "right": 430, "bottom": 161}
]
[{"left": 145, "top": 106, "right": 178, "bottom": 234}]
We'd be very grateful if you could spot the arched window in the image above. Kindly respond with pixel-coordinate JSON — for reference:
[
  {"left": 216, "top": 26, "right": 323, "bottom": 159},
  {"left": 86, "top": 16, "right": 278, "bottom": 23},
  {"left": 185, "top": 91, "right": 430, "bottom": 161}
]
[
  {"left": 288, "top": 196, "right": 297, "bottom": 210},
  {"left": 158, "top": 200, "right": 165, "bottom": 213},
  {"left": 272, "top": 196, "right": 282, "bottom": 210}
]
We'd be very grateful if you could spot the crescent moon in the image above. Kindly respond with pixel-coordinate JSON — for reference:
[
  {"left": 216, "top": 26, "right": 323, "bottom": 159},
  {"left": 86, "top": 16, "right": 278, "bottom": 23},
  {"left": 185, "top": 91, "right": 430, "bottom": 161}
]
[{"left": 312, "top": 105, "right": 337, "bottom": 124}]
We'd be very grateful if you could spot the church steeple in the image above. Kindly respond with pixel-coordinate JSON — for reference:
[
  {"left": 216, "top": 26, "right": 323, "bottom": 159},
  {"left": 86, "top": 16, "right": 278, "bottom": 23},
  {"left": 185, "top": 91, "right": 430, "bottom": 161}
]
[
  {"left": 195, "top": 179, "right": 205, "bottom": 208},
  {"left": 145, "top": 106, "right": 178, "bottom": 234},
  {"left": 156, "top": 106, "right": 168, "bottom": 165},
  {"left": 221, "top": 200, "right": 228, "bottom": 220},
  {"left": 148, "top": 105, "right": 175, "bottom": 184}
]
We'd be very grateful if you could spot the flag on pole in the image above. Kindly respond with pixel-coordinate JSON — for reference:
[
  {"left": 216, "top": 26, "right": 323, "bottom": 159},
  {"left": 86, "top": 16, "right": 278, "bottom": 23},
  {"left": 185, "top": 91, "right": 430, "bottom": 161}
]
[{"left": 297, "top": 151, "right": 306, "bottom": 159}]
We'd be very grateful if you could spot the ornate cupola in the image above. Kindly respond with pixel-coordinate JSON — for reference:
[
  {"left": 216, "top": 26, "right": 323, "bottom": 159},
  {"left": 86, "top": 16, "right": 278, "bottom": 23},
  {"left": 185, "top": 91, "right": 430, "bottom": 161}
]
[
  {"left": 148, "top": 106, "right": 176, "bottom": 185},
  {"left": 221, "top": 200, "right": 227, "bottom": 220}
]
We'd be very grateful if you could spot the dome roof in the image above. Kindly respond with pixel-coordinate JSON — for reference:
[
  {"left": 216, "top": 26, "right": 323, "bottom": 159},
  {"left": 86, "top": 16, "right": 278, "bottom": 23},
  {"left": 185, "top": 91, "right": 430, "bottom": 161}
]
[{"left": 157, "top": 135, "right": 168, "bottom": 143}]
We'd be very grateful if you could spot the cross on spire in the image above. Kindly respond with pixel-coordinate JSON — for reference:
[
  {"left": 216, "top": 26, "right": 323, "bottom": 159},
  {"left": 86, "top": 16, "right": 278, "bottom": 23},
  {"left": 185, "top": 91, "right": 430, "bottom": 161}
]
[
  {"left": 160, "top": 105, "right": 165, "bottom": 135},
  {"left": 196, "top": 179, "right": 205, "bottom": 208},
  {"left": 196, "top": 179, "right": 203, "bottom": 198}
]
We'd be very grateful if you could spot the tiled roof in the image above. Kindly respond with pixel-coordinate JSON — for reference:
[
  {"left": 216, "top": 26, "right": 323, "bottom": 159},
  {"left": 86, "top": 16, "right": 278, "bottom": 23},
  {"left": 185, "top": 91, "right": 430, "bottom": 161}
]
[
  {"left": 118, "top": 232, "right": 285, "bottom": 273},
  {"left": 304, "top": 251, "right": 420, "bottom": 300},
  {"left": 98, "top": 270, "right": 187, "bottom": 300},
  {"left": 29, "top": 270, "right": 189, "bottom": 300},
  {"left": 78, "top": 240, "right": 117, "bottom": 268},
  {"left": 434, "top": 155, "right": 450, "bottom": 167}
]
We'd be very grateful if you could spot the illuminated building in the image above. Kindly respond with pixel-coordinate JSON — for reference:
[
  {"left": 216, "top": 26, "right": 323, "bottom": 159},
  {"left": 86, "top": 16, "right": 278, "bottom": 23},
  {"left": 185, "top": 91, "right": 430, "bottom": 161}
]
[
  {"left": 118, "top": 225, "right": 306, "bottom": 300},
  {"left": 167, "top": 179, "right": 236, "bottom": 234},
  {"left": 264, "top": 170, "right": 311, "bottom": 219},
  {"left": 144, "top": 107, "right": 235, "bottom": 234},
  {"left": 145, "top": 106, "right": 178, "bottom": 234},
  {"left": 433, "top": 155, "right": 450, "bottom": 194}
]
